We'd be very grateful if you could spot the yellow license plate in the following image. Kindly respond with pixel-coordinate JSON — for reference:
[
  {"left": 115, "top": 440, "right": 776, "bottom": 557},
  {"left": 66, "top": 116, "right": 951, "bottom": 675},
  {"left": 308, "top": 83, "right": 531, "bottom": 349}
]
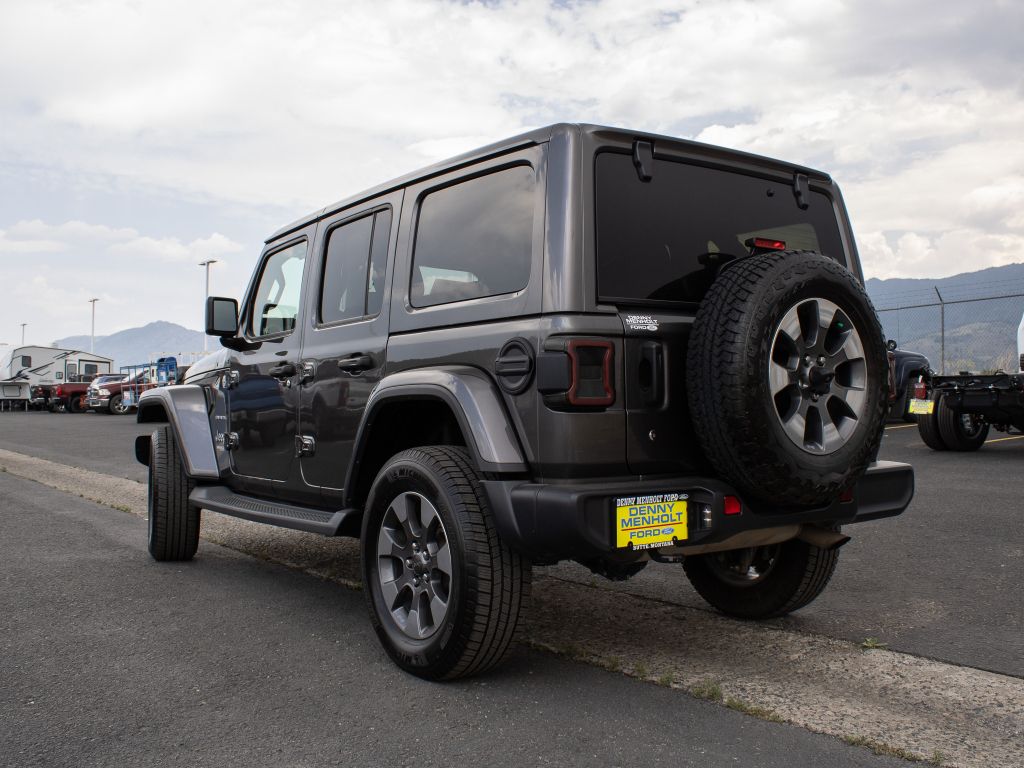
[
  {"left": 909, "top": 399, "right": 934, "bottom": 415},
  {"left": 615, "top": 493, "right": 688, "bottom": 550}
]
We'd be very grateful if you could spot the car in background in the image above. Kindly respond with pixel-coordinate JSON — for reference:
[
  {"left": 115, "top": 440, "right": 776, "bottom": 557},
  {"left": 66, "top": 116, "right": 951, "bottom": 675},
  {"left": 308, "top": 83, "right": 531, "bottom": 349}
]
[{"left": 889, "top": 346, "right": 930, "bottom": 422}]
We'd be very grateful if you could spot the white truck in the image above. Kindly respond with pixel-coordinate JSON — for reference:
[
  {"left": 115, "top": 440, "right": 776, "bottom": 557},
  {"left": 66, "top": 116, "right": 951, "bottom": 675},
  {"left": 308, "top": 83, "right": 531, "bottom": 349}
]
[{"left": 912, "top": 311, "right": 1024, "bottom": 450}]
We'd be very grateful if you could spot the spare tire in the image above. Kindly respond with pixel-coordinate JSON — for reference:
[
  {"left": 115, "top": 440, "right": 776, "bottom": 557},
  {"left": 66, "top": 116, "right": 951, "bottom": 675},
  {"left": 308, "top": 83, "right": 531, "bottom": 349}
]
[{"left": 687, "top": 250, "right": 888, "bottom": 507}]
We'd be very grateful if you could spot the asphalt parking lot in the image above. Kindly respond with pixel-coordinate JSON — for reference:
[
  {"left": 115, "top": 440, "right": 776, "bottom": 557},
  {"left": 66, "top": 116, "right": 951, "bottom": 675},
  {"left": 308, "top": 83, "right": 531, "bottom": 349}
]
[
  {"left": 3, "top": 412, "right": 1022, "bottom": 677},
  {"left": 1, "top": 410, "right": 1022, "bottom": 766}
]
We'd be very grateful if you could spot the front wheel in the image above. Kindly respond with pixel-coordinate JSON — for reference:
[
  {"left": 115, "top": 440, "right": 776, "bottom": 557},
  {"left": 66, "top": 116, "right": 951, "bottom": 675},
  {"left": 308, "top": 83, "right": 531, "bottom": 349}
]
[
  {"left": 361, "top": 446, "right": 530, "bottom": 680},
  {"left": 148, "top": 427, "right": 200, "bottom": 561},
  {"left": 683, "top": 538, "right": 839, "bottom": 619},
  {"left": 109, "top": 394, "right": 129, "bottom": 415}
]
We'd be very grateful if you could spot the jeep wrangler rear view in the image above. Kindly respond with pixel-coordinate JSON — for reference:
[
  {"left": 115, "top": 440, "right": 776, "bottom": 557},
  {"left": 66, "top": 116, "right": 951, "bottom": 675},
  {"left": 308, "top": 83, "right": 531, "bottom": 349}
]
[{"left": 134, "top": 124, "right": 914, "bottom": 680}]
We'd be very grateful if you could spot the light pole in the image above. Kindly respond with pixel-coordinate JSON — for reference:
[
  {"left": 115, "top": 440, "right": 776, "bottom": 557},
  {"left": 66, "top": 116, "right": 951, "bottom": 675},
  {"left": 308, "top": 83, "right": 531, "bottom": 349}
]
[
  {"left": 198, "top": 260, "right": 218, "bottom": 352},
  {"left": 89, "top": 298, "right": 99, "bottom": 354},
  {"left": 20, "top": 323, "right": 26, "bottom": 346}
]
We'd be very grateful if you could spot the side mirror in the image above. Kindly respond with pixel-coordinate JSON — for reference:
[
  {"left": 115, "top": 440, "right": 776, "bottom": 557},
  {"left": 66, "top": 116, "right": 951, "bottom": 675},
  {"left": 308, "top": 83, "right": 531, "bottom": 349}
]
[
  {"left": 886, "top": 339, "right": 898, "bottom": 352},
  {"left": 206, "top": 297, "right": 239, "bottom": 337}
]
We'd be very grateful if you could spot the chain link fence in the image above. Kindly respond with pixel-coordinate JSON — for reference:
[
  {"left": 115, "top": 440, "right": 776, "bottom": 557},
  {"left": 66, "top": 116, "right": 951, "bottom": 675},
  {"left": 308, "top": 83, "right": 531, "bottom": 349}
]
[{"left": 876, "top": 292, "right": 1024, "bottom": 375}]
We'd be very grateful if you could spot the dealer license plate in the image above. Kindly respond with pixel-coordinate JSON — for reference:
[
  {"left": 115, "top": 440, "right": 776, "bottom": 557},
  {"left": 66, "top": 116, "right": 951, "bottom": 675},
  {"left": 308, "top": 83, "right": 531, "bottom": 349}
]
[
  {"left": 615, "top": 493, "right": 688, "bottom": 550},
  {"left": 909, "top": 399, "right": 934, "bottom": 415}
]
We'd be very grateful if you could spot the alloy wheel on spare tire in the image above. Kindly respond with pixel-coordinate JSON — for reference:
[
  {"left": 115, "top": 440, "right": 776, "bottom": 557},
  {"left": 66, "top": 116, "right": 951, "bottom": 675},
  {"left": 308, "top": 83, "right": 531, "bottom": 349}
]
[
  {"left": 687, "top": 250, "right": 888, "bottom": 507},
  {"left": 361, "top": 446, "right": 530, "bottom": 680}
]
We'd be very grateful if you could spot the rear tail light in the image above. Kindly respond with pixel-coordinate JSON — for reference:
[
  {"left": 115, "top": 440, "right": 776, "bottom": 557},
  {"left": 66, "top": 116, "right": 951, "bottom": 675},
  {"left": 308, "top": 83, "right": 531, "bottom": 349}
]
[
  {"left": 55, "top": 386, "right": 64, "bottom": 397},
  {"left": 566, "top": 340, "right": 614, "bottom": 407},
  {"left": 913, "top": 377, "right": 928, "bottom": 400},
  {"left": 723, "top": 496, "right": 742, "bottom": 515}
]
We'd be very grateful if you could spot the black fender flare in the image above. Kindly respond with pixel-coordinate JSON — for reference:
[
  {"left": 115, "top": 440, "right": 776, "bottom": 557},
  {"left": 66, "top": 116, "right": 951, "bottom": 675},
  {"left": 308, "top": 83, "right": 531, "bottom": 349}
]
[
  {"left": 345, "top": 366, "right": 528, "bottom": 505},
  {"left": 135, "top": 386, "right": 220, "bottom": 480}
]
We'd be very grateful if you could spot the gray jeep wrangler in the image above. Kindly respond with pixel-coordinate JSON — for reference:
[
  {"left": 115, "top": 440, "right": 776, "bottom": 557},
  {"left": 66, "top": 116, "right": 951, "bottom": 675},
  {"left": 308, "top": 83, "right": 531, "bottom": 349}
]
[{"left": 135, "top": 124, "right": 914, "bottom": 680}]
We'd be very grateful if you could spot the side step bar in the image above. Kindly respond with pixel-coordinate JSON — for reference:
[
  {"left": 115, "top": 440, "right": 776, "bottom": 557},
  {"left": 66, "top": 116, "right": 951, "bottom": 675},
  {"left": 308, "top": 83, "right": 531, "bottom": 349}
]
[{"left": 189, "top": 485, "right": 358, "bottom": 537}]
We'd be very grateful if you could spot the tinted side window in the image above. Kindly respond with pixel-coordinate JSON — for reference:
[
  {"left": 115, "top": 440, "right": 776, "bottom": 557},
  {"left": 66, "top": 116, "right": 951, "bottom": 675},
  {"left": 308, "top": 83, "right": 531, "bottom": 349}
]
[
  {"left": 411, "top": 165, "right": 534, "bottom": 308},
  {"left": 250, "top": 241, "right": 307, "bottom": 336},
  {"left": 595, "top": 152, "right": 845, "bottom": 304},
  {"left": 21, "top": 356, "right": 31, "bottom": 367},
  {"left": 320, "top": 208, "right": 392, "bottom": 324}
]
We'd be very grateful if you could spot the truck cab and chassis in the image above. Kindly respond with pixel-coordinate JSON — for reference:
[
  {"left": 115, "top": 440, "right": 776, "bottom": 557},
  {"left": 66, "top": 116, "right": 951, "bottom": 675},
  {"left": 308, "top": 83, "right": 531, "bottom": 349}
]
[{"left": 135, "top": 124, "right": 914, "bottom": 679}]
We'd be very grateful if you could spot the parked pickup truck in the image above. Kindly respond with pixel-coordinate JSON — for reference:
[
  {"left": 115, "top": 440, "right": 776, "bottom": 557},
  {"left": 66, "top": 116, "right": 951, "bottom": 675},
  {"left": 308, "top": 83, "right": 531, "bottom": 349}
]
[
  {"left": 87, "top": 371, "right": 147, "bottom": 414},
  {"left": 51, "top": 378, "right": 96, "bottom": 412}
]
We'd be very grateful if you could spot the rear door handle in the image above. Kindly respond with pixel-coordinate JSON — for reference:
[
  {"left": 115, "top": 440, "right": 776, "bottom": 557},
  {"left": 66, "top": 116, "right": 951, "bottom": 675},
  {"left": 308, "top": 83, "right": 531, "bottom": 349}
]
[
  {"left": 337, "top": 354, "right": 373, "bottom": 372},
  {"left": 269, "top": 362, "right": 296, "bottom": 379}
]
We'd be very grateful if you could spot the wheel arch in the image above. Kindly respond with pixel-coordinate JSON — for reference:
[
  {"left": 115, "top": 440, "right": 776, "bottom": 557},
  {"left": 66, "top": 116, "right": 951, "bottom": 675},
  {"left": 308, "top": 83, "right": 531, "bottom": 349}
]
[
  {"left": 345, "top": 367, "right": 528, "bottom": 509},
  {"left": 134, "top": 386, "right": 220, "bottom": 480}
]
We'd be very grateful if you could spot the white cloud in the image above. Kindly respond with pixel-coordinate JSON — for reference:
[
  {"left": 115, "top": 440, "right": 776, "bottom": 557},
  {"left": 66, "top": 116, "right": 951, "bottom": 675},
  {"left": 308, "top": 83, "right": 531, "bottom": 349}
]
[{"left": 0, "top": 0, "right": 1022, "bottom": 343}]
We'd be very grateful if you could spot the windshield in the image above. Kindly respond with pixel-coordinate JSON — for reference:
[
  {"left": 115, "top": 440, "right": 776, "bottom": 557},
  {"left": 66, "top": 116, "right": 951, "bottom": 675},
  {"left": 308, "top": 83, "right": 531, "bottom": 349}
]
[{"left": 595, "top": 152, "right": 846, "bottom": 305}]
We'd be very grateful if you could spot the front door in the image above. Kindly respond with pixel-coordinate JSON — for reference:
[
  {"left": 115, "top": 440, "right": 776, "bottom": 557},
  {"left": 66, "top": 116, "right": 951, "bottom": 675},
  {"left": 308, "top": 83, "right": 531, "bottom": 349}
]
[
  {"left": 226, "top": 233, "right": 311, "bottom": 491},
  {"left": 298, "top": 194, "right": 399, "bottom": 498}
]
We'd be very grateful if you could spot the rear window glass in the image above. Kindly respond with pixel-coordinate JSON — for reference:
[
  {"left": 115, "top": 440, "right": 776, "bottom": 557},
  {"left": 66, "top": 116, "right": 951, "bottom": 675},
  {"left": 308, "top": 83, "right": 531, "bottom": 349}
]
[
  {"left": 595, "top": 152, "right": 845, "bottom": 305},
  {"left": 411, "top": 165, "right": 534, "bottom": 308}
]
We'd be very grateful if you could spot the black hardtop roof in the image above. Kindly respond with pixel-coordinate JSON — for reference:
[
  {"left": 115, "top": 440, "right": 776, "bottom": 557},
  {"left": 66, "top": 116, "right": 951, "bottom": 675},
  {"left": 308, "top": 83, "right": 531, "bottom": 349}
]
[{"left": 266, "top": 123, "right": 831, "bottom": 244}]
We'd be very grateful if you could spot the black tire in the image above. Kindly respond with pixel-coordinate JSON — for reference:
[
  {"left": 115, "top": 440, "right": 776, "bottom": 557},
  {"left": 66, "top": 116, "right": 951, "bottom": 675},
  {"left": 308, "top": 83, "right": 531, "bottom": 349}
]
[
  {"left": 687, "top": 250, "right": 888, "bottom": 507},
  {"left": 683, "top": 539, "right": 839, "bottom": 619},
  {"left": 937, "top": 402, "right": 989, "bottom": 451},
  {"left": 109, "top": 394, "right": 126, "bottom": 415},
  {"left": 67, "top": 395, "right": 84, "bottom": 414},
  {"left": 361, "top": 446, "right": 530, "bottom": 680},
  {"left": 917, "top": 398, "right": 947, "bottom": 451},
  {"left": 148, "top": 427, "right": 200, "bottom": 561}
]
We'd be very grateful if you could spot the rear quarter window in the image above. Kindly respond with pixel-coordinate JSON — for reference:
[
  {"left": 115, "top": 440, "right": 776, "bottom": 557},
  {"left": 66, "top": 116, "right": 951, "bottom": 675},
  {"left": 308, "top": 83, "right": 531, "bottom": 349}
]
[
  {"left": 411, "top": 165, "right": 534, "bottom": 308},
  {"left": 595, "top": 152, "right": 846, "bottom": 305}
]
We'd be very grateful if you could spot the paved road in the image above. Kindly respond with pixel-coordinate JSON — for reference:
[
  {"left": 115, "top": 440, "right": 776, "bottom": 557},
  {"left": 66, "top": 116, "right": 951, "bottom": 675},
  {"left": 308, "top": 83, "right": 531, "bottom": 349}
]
[
  {"left": 2, "top": 412, "right": 1022, "bottom": 677},
  {"left": 0, "top": 473, "right": 906, "bottom": 768}
]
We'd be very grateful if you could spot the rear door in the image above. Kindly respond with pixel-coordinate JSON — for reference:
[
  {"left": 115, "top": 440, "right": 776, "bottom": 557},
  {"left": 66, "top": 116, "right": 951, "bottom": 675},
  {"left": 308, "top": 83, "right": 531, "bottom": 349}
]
[
  {"left": 297, "top": 192, "right": 401, "bottom": 499},
  {"left": 225, "top": 231, "right": 312, "bottom": 492}
]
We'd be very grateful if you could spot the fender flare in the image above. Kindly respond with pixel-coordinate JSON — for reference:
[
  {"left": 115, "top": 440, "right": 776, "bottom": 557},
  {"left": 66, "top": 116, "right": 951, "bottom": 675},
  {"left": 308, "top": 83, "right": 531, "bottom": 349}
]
[
  {"left": 345, "top": 366, "right": 528, "bottom": 503},
  {"left": 135, "top": 386, "right": 220, "bottom": 480}
]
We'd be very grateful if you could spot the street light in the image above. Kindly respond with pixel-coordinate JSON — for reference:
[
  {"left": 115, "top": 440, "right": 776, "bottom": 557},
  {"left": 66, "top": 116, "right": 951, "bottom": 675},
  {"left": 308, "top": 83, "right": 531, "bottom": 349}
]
[
  {"left": 198, "top": 260, "right": 219, "bottom": 352},
  {"left": 20, "top": 323, "right": 26, "bottom": 346},
  {"left": 88, "top": 298, "right": 99, "bottom": 354}
]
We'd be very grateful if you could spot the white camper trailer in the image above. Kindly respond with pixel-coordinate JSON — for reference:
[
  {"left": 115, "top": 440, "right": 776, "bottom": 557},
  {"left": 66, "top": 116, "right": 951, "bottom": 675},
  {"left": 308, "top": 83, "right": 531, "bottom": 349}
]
[{"left": 0, "top": 346, "right": 114, "bottom": 409}]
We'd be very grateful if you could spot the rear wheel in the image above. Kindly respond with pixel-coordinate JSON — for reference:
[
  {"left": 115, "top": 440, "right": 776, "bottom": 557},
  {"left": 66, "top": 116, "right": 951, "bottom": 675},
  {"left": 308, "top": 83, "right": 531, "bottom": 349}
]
[
  {"left": 361, "top": 446, "right": 530, "bottom": 680},
  {"left": 937, "top": 403, "right": 989, "bottom": 451},
  {"left": 148, "top": 427, "right": 200, "bottom": 561},
  {"left": 917, "top": 397, "right": 947, "bottom": 450},
  {"left": 67, "top": 395, "right": 84, "bottom": 413},
  {"left": 683, "top": 539, "right": 839, "bottom": 619}
]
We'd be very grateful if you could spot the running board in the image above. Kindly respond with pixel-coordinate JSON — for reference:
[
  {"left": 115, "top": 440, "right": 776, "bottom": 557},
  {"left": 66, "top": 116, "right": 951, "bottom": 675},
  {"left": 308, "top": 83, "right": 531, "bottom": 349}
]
[{"left": 189, "top": 485, "right": 357, "bottom": 536}]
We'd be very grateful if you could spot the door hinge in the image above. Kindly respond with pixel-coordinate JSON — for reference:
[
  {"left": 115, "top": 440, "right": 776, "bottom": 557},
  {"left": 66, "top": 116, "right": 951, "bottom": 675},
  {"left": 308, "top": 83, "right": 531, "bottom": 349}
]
[
  {"left": 295, "top": 435, "right": 316, "bottom": 458},
  {"left": 218, "top": 431, "right": 240, "bottom": 450},
  {"left": 299, "top": 361, "right": 316, "bottom": 384}
]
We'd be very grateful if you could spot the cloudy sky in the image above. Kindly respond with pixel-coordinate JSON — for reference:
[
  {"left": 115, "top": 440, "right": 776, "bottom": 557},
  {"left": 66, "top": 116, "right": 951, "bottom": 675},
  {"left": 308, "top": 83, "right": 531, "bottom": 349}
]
[{"left": 1, "top": 0, "right": 1021, "bottom": 347}]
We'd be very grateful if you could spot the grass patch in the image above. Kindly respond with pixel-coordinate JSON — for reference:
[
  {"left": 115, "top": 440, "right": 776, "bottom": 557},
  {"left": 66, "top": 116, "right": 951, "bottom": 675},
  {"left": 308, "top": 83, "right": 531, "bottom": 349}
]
[
  {"left": 601, "top": 656, "right": 622, "bottom": 672},
  {"left": 656, "top": 672, "right": 674, "bottom": 687},
  {"left": 842, "top": 735, "right": 923, "bottom": 762},
  {"left": 690, "top": 679, "right": 723, "bottom": 702},
  {"left": 724, "top": 697, "right": 784, "bottom": 723},
  {"left": 633, "top": 661, "right": 649, "bottom": 678},
  {"left": 860, "top": 637, "right": 888, "bottom": 650}
]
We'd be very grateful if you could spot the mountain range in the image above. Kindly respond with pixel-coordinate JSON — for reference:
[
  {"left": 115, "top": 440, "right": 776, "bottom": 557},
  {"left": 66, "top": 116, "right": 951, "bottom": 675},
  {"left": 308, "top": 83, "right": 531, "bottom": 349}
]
[
  {"left": 52, "top": 321, "right": 207, "bottom": 371},
  {"left": 49, "top": 262, "right": 1024, "bottom": 374}
]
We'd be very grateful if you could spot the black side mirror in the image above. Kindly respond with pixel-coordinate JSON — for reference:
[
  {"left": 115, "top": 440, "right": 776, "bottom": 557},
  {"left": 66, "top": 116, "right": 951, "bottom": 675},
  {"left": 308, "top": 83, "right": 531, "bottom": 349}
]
[
  {"left": 886, "top": 339, "right": 898, "bottom": 352},
  {"left": 206, "top": 297, "right": 239, "bottom": 337}
]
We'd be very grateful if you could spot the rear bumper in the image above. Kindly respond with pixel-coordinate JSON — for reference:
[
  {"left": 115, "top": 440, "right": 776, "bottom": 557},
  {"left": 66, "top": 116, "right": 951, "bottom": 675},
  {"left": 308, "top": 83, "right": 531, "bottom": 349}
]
[{"left": 483, "top": 460, "right": 914, "bottom": 562}]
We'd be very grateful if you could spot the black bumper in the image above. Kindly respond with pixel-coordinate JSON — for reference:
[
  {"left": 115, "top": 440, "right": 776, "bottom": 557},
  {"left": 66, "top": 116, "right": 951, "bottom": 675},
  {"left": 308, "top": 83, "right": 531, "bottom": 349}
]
[{"left": 483, "top": 460, "right": 914, "bottom": 562}]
